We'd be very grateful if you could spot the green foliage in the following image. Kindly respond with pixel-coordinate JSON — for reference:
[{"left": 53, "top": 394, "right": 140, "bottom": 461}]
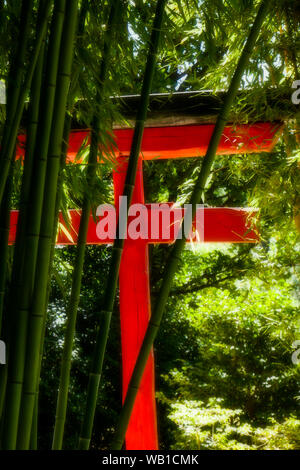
[
  {"left": 168, "top": 400, "right": 300, "bottom": 450},
  {"left": 41, "top": 246, "right": 122, "bottom": 450},
  {"left": 155, "top": 239, "right": 300, "bottom": 450}
]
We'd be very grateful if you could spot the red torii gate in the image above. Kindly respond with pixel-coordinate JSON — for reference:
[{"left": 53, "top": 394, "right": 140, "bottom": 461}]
[{"left": 12, "top": 120, "right": 281, "bottom": 450}]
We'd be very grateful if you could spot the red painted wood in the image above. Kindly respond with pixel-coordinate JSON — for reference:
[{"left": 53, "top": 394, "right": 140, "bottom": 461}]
[
  {"left": 113, "top": 157, "right": 158, "bottom": 450},
  {"left": 7, "top": 206, "right": 258, "bottom": 246},
  {"left": 16, "top": 122, "right": 282, "bottom": 162}
]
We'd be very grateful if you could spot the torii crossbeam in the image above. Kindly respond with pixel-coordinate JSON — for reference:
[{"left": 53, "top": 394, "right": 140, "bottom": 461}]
[{"left": 12, "top": 119, "right": 281, "bottom": 450}]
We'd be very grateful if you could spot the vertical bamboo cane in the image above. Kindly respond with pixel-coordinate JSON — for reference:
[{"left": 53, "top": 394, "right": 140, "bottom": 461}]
[
  {"left": 0, "top": 0, "right": 53, "bottom": 206},
  {"left": 52, "top": 1, "right": 121, "bottom": 450},
  {"left": 0, "top": 167, "right": 14, "bottom": 430},
  {"left": 78, "top": 0, "right": 167, "bottom": 450},
  {"left": 1, "top": 0, "right": 34, "bottom": 158},
  {"left": 16, "top": 0, "right": 78, "bottom": 449},
  {"left": 0, "top": 0, "right": 43, "bottom": 445},
  {"left": 7, "top": 36, "right": 47, "bottom": 333},
  {"left": 0, "top": 0, "right": 35, "bottom": 332},
  {"left": 30, "top": 102, "right": 74, "bottom": 452},
  {"left": 1, "top": 1, "right": 66, "bottom": 450},
  {"left": 27, "top": 46, "right": 48, "bottom": 451},
  {"left": 0, "top": 168, "right": 13, "bottom": 333},
  {"left": 33, "top": 3, "right": 89, "bottom": 443},
  {"left": 0, "top": 35, "right": 46, "bottom": 436}
]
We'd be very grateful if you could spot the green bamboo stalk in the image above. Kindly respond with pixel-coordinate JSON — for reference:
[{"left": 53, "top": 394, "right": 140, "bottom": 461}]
[
  {"left": 0, "top": 0, "right": 44, "bottom": 400},
  {"left": 0, "top": 37, "right": 46, "bottom": 436},
  {"left": 15, "top": 41, "right": 46, "bottom": 242},
  {"left": 32, "top": 1, "right": 89, "bottom": 440},
  {"left": 16, "top": 0, "right": 78, "bottom": 449},
  {"left": 51, "top": 0, "right": 89, "bottom": 249},
  {"left": 0, "top": 166, "right": 13, "bottom": 334},
  {"left": 52, "top": 1, "right": 119, "bottom": 450},
  {"left": 27, "top": 121, "right": 71, "bottom": 451},
  {"left": 52, "top": 128, "right": 98, "bottom": 450},
  {"left": 0, "top": 2, "right": 32, "bottom": 396},
  {"left": 78, "top": 0, "right": 167, "bottom": 450},
  {"left": 111, "top": 0, "right": 270, "bottom": 450},
  {"left": 29, "top": 399, "right": 38, "bottom": 450},
  {"left": 7, "top": 35, "right": 46, "bottom": 320},
  {"left": 0, "top": 167, "right": 14, "bottom": 429},
  {"left": 28, "top": 112, "right": 73, "bottom": 451},
  {"left": 0, "top": 0, "right": 53, "bottom": 206},
  {"left": 0, "top": 365, "right": 7, "bottom": 426},
  {"left": 0, "top": 0, "right": 35, "bottom": 332},
  {"left": 1, "top": 1, "right": 67, "bottom": 450},
  {"left": 1, "top": 0, "right": 34, "bottom": 157},
  {"left": 26, "top": 48, "right": 48, "bottom": 446}
]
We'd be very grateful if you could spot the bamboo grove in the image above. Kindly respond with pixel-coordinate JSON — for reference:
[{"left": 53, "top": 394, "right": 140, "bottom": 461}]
[{"left": 0, "top": 0, "right": 296, "bottom": 450}]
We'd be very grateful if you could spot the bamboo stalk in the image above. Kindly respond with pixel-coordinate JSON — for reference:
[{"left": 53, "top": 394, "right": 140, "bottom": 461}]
[
  {"left": 0, "top": 37, "right": 46, "bottom": 437},
  {"left": 0, "top": 0, "right": 35, "bottom": 334},
  {"left": 0, "top": 0, "right": 36, "bottom": 442},
  {"left": 33, "top": 0, "right": 89, "bottom": 441},
  {"left": 52, "top": 1, "right": 98, "bottom": 450},
  {"left": 111, "top": 0, "right": 270, "bottom": 450},
  {"left": 26, "top": 48, "right": 49, "bottom": 444},
  {"left": 0, "top": 0, "right": 53, "bottom": 206},
  {"left": 16, "top": 0, "right": 78, "bottom": 449},
  {"left": 0, "top": 167, "right": 14, "bottom": 430},
  {"left": 1, "top": 0, "right": 34, "bottom": 157},
  {"left": 0, "top": 365, "right": 7, "bottom": 427},
  {"left": 78, "top": 0, "right": 167, "bottom": 450},
  {"left": 52, "top": 1, "right": 120, "bottom": 450},
  {"left": 29, "top": 399, "right": 38, "bottom": 450},
  {"left": 51, "top": 0, "right": 89, "bottom": 252},
  {"left": 0, "top": 167, "right": 13, "bottom": 334},
  {"left": 28, "top": 110, "right": 74, "bottom": 451},
  {"left": 52, "top": 130, "right": 98, "bottom": 450},
  {"left": 7, "top": 36, "right": 46, "bottom": 328},
  {"left": 0, "top": 5, "right": 32, "bottom": 420},
  {"left": 1, "top": 1, "right": 66, "bottom": 450},
  {"left": 14, "top": 42, "right": 46, "bottom": 246}
]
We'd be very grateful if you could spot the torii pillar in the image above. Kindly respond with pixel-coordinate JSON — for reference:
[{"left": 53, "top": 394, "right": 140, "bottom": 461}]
[{"left": 113, "top": 157, "right": 158, "bottom": 450}]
